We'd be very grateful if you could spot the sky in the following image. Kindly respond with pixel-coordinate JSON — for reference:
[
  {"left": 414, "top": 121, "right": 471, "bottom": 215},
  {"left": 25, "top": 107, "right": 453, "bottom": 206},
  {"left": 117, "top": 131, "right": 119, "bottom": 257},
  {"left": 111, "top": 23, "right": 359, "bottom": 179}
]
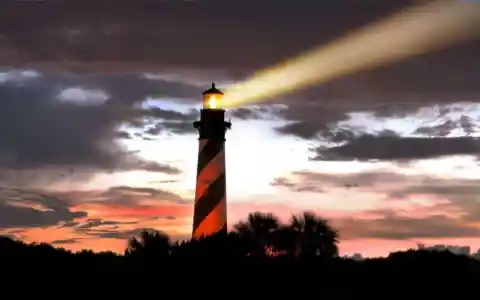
[{"left": 0, "top": 0, "right": 479, "bottom": 257}]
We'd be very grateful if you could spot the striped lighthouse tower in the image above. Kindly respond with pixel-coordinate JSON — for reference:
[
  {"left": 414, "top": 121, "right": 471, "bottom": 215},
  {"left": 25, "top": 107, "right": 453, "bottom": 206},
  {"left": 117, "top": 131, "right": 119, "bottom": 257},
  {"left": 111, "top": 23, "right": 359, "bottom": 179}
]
[{"left": 192, "top": 83, "right": 231, "bottom": 238}]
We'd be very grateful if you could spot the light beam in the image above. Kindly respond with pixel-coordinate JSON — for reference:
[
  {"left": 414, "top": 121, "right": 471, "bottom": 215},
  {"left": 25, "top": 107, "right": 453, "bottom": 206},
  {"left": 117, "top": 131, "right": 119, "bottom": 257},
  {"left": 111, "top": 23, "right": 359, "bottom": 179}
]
[{"left": 221, "top": 0, "right": 480, "bottom": 108}]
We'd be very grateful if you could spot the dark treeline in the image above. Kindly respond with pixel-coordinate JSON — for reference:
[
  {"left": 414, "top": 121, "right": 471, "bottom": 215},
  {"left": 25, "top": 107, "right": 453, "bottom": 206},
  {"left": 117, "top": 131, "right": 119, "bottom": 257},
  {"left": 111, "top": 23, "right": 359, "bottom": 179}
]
[{"left": 0, "top": 212, "right": 478, "bottom": 297}]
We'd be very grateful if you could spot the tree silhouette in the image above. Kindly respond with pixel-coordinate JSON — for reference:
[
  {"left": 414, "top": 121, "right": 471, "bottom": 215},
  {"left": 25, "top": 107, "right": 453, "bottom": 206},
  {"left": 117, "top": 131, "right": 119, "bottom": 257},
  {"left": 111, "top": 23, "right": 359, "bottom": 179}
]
[
  {"left": 233, "top": 212, "right": 280, "bottom": 256},
  {"left": 0, "top": 210, "right": 480, "bottom": 295},
  {"left": 288, "top": 212, "right": 339, "bottom": 258},
  {"left": 125, "top": 230, "right": 171, "bottom": 259},
  {"left": 175, "top": 231, "right": 250, "bottom": 260}
]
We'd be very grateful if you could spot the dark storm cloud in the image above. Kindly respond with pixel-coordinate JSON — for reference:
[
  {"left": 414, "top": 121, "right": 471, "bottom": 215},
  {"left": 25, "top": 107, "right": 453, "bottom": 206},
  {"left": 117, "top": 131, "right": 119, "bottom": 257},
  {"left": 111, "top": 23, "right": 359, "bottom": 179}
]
[
  {"left": 0, "top": 0, "right": 478, "bottom": 142},
  {"left": 276, "top": 122, "right": 328, "bottom": 140},
  {"left": 1, "top": 0, "right": 476, "bottom": 97},
  {"left": 0, "top": 187, "right": 87, "bottom": 229},
  {"left": 0, "top": 0, "right": 411, "bottom": 70},
  {"left": 414, "top": 120, "right": 459, "bottom": 137},
  {"left": 0, "top": 72, "right": 186, "bottom": 183},
  {"left": 272, "top": 103, "right": 354, "bottom": 139},
  {"left": 303, "top": 116, "right": 479, "bottom": 162},
  {"left": 312, "top": 135, "right": 480, "bottom": 161}
]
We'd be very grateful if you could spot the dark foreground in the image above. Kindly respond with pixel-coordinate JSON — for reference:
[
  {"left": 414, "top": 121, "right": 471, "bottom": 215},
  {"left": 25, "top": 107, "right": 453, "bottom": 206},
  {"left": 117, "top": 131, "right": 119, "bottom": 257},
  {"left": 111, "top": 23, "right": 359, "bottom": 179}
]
[{"left": 0, "top": 212, "right": 477, "bottom": 298}]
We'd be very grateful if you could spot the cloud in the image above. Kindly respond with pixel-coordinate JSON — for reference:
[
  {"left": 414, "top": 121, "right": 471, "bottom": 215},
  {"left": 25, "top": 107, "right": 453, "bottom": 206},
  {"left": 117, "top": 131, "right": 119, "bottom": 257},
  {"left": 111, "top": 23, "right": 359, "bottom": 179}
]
[
  {"left": 276, "top": 121, "right": 330, "bottom": 140},
  {"left": 69, "top": 219, "right": 127, "bottom": 230},
  {"left": 273, "top": 170, "right": 480, "bottom": 197},
  {"left": 336, "top": 214, "right": 480, "bottom": 240},
  {"left": 227, "top": 197, "right": 480, "bottom": 241},
  {"left": 415, "top": 115, "right": 478, "bottom": 137},
  {"left": 51, "top": 238, "right": 80, "bottom": 245},
  {"left": 312, "top": 135, "right": 480, "bottom": 161},
  {"left": 142, "top": 121, "right": 196, "bottom": 137},
  {"left": 85, "top": 227, "right": 159, "bottom": 240},
  {"left": 0, "top": 72, "right": 185, "bottom": 184},
  {"left": 0, "top": 0, "right": 412, "bottom": 71},
  {"left": 271, "top": 176, "right": 325, "bottom": 193},
  {"left": 0, "top": 70, "right": 40, "bottom": 83},
  {"left": 60, "top": 217, "right": 144, "bottom": 240},
  {"left": 297, "top": 111, "right": 480, "bottom": 162},
  {"left": 272, "top": 170, "right": 409, "bottom": 194},
  {"left": 98, "top": 186, "right": 190, "bottom": 206},
  {"left": 131, "top": 102, "right": 279, "bottom": 138},
  {"left": 0, "top": 187, "right": 87, "bottom": 229},
  {"left": 54, "top": 186, "right": 192, "bottom": 229},
  {"left": 6, "top": 181, "right": 480, "bottom": 250},
  {"left": 273, "top": 169, "right": 480, "bottom": 239},
  {"left": 0, "top": 185, "right": 192, "bottom": 247},
  {"left": 54, "top": 185, "right": 190, "bottom": 211},
  {"left": 0, "top": 184, "right": 190, "bottom": 240},
  {"left": 0, "top": 1, "right": 477, "bottom": 125},
  {"left": 56, "top": 87, "right": 109, "bottom": 106},
  {"left": 229, "top": 106, "right": 281, "bottom": 121},
  {"left": 115, "top": 131, "right": 132, "bottom": 139}
]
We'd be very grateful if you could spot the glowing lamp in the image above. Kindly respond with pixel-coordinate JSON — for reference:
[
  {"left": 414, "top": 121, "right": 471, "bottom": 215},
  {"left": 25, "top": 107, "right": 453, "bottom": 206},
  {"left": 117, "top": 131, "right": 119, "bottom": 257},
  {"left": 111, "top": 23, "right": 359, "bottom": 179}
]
[{"left": 202, "top": 83, "right": 224, "bottom": 109}]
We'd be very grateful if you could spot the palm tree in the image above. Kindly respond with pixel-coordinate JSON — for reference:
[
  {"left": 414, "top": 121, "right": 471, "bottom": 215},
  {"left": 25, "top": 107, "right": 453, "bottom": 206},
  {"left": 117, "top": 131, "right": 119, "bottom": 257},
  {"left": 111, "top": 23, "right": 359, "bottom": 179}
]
[
  {"left": 233, "top": 212, "right": 280, "bottom": 256},
  {"left": 288, "top": 212, "right": 339, "bottom": 258},
  {"left": 273, "top": 225, "right": 298, "bottom": 257},
  {"left": 125, "top": 230, "right": 171, "bottom": 259}
]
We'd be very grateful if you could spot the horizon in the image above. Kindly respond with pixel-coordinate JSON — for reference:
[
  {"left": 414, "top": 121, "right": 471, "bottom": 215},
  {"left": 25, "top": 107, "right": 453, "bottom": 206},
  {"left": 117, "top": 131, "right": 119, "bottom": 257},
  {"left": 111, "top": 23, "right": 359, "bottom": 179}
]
[{"left": 0, "top": 0, "right": 479, "bottom": 258}]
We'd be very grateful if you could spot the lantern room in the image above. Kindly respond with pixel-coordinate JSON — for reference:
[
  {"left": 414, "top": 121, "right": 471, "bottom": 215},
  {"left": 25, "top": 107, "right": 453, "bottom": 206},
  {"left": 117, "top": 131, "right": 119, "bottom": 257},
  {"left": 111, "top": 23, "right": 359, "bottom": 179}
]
[{"left": 202, "top": 83, "right": 224, "bottom": 109}]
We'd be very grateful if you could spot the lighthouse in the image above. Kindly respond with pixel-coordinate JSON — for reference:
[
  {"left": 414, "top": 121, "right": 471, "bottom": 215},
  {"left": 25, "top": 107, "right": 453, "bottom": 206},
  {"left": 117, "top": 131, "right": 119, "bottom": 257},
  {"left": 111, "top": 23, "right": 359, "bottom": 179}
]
[{"left": 192, "top": 83, "right": 231, "bottom": 238}]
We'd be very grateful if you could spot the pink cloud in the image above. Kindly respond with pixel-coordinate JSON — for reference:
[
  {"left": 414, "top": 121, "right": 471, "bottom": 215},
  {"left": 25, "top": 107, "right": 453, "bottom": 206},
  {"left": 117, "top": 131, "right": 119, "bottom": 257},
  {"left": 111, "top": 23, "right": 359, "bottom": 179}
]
[{"left": 74, "top": 201, "right": 192, "bottom": 219}]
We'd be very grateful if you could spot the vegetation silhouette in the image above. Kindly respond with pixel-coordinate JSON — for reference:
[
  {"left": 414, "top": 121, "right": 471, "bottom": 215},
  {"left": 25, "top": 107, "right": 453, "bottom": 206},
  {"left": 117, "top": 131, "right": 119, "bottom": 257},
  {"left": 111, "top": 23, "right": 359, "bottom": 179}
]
[{"left": 0, "top": 211, "right": 478, "bottom": 296}]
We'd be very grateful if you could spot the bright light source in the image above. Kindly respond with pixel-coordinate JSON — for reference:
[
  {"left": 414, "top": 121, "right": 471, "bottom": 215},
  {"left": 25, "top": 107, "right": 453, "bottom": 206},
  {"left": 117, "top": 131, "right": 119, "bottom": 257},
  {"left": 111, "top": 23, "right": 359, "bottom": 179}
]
[
  {"left": 208, "top": 96, "right": 217, "bottom": 109},
  {"left": 221, "top": 1, "right": 480, "bottom": 108}
]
